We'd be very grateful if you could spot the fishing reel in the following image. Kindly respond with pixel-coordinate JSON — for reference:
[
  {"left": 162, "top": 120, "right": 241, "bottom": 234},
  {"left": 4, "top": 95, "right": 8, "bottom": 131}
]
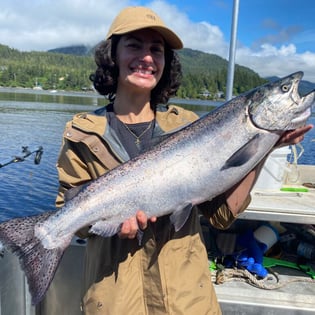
[
  {"left": 0, "top": 146, "right": 44, "bottom": 168},
  {"left": 22, "top": 146, "right": 44, "bottom": 165}
]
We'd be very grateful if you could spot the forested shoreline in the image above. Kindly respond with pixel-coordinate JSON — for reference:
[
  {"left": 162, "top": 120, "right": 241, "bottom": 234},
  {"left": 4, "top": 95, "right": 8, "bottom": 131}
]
[{"left": 0, "top": 44, "right": 267, "bottom": 100}]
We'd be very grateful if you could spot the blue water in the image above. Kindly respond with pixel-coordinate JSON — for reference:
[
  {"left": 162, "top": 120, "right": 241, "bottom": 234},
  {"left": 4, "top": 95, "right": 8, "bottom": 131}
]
[
  {"left": 0, "top": 90, "right": 106, "bottom": 222},
  {"left": 0, "top": 90, "right": 314, "bottom": 222}
]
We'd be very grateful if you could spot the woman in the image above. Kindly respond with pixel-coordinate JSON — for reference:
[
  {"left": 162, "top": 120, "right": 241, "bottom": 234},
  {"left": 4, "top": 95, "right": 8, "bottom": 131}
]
[{"left": 56, "top": 6, "right": 312, "bottom": 314}]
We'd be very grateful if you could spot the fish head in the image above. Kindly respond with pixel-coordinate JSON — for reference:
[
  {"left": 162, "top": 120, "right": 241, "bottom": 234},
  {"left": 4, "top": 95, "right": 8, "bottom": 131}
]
[{"left": 248, "top": 71, "right": 314, "bottom": 131}]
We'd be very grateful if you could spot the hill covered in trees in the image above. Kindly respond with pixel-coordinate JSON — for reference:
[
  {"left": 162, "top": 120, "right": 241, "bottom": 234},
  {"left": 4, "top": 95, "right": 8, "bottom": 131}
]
[
  {"left": 0, "top": 44, "right": 95, "bottom": 92},
  {"left": 177, "top": 48, "right": 266, "bottom": 98},
  {"left": 0, "top": 43, "right": 268, "bottom": 99}
]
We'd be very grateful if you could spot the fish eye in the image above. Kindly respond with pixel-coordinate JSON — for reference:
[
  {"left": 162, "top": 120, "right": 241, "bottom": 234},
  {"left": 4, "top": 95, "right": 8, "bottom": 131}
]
[{"left": 281, "top": 84, "right": 290, "bottom": 92}]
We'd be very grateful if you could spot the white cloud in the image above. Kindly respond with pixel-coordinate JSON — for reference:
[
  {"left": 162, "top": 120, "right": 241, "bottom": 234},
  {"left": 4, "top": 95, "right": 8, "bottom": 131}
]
[
  {"left": 235, "top": 43, "right": 315, "bottom": 82},
  {"left": 1, "top": 0, "right": 315, "bottom": 82},
  {"left": 0, "top": 0, "right": 129, "bottom": 50}
]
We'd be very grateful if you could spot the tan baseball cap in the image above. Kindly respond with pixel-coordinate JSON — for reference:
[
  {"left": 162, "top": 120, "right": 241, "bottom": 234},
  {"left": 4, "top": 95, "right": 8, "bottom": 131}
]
[{"left": 106, "top": 6, "right": 183, "bottom": 50}]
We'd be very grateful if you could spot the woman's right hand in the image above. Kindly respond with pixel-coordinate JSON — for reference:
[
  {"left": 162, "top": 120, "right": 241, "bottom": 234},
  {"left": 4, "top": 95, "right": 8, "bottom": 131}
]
[{"left": 118, "top": 210, "right": 157, "bottom": 239}]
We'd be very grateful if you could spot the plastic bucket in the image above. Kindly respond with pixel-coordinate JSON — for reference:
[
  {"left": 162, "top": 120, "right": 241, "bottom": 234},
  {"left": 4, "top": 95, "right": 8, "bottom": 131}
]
[{"left": 253, "top": 146, "right": 291, "bottom": 191}]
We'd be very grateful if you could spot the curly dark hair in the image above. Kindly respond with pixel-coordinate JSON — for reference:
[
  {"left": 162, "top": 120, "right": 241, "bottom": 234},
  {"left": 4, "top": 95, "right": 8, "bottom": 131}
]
[{"left": 89, "top": 35, "right": 182, "bottom": 107}]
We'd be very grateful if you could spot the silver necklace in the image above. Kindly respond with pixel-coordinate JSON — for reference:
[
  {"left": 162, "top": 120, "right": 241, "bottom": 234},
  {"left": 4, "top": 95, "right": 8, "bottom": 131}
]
[{"left": 121, "top": 120, "right": 153, "bottom": 148}]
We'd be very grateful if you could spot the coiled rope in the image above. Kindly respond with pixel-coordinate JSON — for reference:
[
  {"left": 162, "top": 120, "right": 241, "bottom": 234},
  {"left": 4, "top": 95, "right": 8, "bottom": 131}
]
[{"left": 211, "top": 267, "right": 315, "bottom": 290}]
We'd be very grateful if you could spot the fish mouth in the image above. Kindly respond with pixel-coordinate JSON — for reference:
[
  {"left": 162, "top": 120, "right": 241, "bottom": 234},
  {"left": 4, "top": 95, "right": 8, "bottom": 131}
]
[
  {"left": 288, "top": 89, "right": 315, "bottom": 129},
  {"left": 289, "top": 107, "right": 312, "bottom": 129}
]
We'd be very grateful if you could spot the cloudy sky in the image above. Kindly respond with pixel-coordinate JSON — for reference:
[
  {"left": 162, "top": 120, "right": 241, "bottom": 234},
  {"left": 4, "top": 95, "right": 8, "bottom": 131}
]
[{"left": 1, "top": 0, "right": 315, "bottom": 82}]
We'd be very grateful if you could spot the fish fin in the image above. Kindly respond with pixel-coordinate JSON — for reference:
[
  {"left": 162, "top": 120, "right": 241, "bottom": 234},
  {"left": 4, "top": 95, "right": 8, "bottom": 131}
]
[
  {"left": 90, "top": 222, "right": 144, "bottom": 246},
  {"left": 170, "top": 204, "right": 193, "bottom": 232},
  {"left": 89, "top": 220, "right": 121, "bottom": 238},
  {"left": 0, "top": 212, "right": 65, "bottom": 305},
  {"left": 221, "top": 134, "right": 260, "bottom": 170}
]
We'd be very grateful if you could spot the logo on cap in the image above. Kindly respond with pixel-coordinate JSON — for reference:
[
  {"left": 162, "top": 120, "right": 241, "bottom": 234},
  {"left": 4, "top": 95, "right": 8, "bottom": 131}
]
[{"left": 146, "top": 14, "right": 156, "bottom": 21}]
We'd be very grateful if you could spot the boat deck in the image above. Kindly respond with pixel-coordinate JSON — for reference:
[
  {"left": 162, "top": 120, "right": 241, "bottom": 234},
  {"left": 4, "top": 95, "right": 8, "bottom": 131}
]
[
  {"left": 216, "top": 270, "right": 315, "bottom": 314},
  {"left": 240, "top": 165, "right": 315, "bottom": 224},
  {"left": 216, "top": 164, "right": 315, "bottom": 314}
]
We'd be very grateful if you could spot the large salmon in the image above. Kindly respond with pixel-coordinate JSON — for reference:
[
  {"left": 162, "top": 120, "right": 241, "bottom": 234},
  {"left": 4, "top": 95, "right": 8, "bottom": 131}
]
[{"left": 0, "top": 71, "right": 314, "bottom": 304}]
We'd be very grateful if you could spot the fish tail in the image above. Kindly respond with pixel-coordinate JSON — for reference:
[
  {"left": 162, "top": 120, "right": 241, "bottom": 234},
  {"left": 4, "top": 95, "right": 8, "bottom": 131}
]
[{"left": 0, "top": 211, "right": 65, "bottom": 304}]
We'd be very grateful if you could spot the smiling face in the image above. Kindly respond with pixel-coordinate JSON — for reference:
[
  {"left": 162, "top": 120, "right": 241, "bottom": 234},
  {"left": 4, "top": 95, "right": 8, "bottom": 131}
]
[{"left": 115, "top": 29, "right": 166, "bottom": 95}]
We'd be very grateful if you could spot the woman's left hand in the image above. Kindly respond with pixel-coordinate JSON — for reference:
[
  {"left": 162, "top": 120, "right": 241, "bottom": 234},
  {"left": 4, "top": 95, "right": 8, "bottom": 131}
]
[{"left": 275, "top": 124, "right": 313, "bottom": 148}]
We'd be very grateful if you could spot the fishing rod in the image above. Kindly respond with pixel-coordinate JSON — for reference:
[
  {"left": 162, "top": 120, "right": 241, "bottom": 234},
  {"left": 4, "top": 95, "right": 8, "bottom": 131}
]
[{"left": 0, "top": 146, "right": 44, "bottom": 169}]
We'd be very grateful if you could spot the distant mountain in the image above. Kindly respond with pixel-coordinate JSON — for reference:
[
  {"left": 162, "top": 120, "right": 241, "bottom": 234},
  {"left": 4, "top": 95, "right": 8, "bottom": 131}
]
[
  {"left": 48, "top": 45, "right": 93, "bottom": 56},
  {"left": 178, "top": 47, "right": 263, "bottom": 81},
  {"left": 266, "top": 76, "right": 315, "bottom": 96}
]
